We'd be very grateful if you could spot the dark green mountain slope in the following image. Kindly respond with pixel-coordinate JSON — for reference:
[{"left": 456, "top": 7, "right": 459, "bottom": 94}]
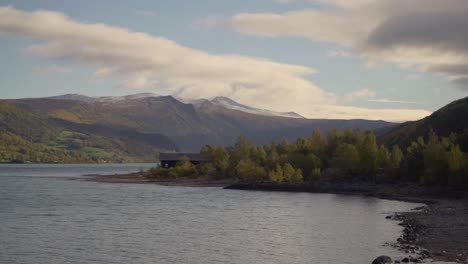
[
  {"left": 0, "top": 102, "right": 178, "bottom": 163},
  {"left": 380, "top": 96, "right": 468, "bottom": 149}
]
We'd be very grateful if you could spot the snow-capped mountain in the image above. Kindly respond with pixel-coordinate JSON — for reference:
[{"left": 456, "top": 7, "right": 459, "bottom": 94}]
[
  {"left": 51, "top": 93, "right": 304, "bottom": 119},
  {"left": 15, "top": 93, "right": 393, "bottom": 151},
  {"left": 48, "top": 93, "right": 161, "bottom": 103},
  {"left": 210, "top": 97, "right": 304, "bottom": 119}
]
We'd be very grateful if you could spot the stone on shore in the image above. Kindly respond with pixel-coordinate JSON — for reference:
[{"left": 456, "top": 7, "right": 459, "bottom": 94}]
[{"left": 372, "top": 255, "right": 393, "bottom": 264}]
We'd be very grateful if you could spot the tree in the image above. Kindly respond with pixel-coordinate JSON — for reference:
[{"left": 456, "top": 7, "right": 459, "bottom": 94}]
[
  {"left": 326, "top": 128, "right": 342, "bottom": 155},
  {"left": 310, "top": 129, "right": 325, "bottom": 154},
  {"left": 174, "top": 156, "right": 194, "bottom": 177},
  {"left": 391, "top": 145, "right": 403, "bottom": 169},
  {"left": 252, "top": 146, "right": 267, "bottom": 165},
  {"left": 446, "top": 145, "right": 466, "bottom": 187},
  {"left": 406, "top": 136, "right": 426, "bottom": 181},
  {"left": 268, "top": 163, "right": 284, "bottom": 182},
  {"left": 231, "top": 135, "right": 256, "bottom": 166},
  {"left": 377, "top": 145, "right": 391, "bottom": 169},
  {"left": 277, "top": 139, "right": 290, "bottom": 155},
  {"left": 236, "top": 159, "right": 266, "bottom": 182},
  {"left": 266, "top": 146, "right": 279, "bottom": 169},
  {"left": 310, "top": 168, "right": 321, "bottom": 180},
  {"left": 290, "top": 168, "right": 303, "bottom": 183},
  {"left": 332, "top": 143, "right": 360, "bottom": 175},
  {"left": 201, "top": 145, "right": 230, "bottom": 178},
  {"left": 283, "top": 163, "right": 295, "bottom": 182},
  {"left": 422, "top": 132, "right": 447, "bottom": 185},
  {"left": 290, "top": 152, "right": 321, "bottom": 180},
  {"left": 360, "top": 131, "right": 379, "bottom": 179}
]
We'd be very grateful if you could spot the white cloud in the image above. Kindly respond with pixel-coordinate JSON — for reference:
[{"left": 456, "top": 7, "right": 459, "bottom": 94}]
[
  {"left": 306, "top": 105, "right": 429, "bottom": 122},
  {"left": 0, "top": 6, "right": 431, "bottom": 122},
  {"left": 368, "top": 99, "right": 418, "bottom": 104},
  {"left": 344, "top": 88, "right": 375, "bottom": 102},
  {"left": 326, "top": 49, "right": 352, "bottom": 58},
  {"left": 229, "top": 0, "right": 468, "bottom": 88}
]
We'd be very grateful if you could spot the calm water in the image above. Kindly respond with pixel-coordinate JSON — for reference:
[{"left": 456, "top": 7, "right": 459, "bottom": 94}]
[{"left": 0, "top": 164, "right": 423, "bottom": 264}]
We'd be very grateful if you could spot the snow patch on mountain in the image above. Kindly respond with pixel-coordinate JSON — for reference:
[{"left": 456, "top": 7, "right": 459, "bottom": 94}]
[
  {"left": 49, "top": 93, "right": 304, "bottom": 119},
  {"left": 210, "top": 97, "right": 304, "bottom": 119}
]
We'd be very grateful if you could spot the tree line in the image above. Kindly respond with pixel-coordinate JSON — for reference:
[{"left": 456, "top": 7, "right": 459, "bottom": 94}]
[{"left": 145, "top": 128, "right": 468, "bottom": 189}]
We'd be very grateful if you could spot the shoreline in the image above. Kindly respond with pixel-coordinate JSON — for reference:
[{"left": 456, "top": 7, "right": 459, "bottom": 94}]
[
  {"left": 83, "top": 173, "right": 468, "bottom": 263},
  {"left": 81, "top": 173, "right": 236, "bottom": 187}
]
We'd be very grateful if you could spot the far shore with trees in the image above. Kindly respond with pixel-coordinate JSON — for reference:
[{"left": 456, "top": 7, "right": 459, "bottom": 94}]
[{"left": 143, "top": 128, "right": 468, "bottom": 190}]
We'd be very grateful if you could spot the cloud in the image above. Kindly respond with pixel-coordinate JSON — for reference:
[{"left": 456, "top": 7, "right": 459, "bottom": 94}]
[
  {"left": 344, "top": 88, "right": 375, "bottom": 102},
  {"left": 326, "top": 49, "right": 352, "bottom": 58},
  {"left": 229, "top": 0, "right": 468, "bottom": 89},
  {"left": 368, "top": 99, "right": 418, "bottom": 104},
  {"left": 0, "top": 6, "right": 431, "bottom": 122},
  {"left": 0, "top": 6, "right": 331, "bottom": 107},
  {"left": 306, "top": 105, "right": 429, "bottom": 122}
]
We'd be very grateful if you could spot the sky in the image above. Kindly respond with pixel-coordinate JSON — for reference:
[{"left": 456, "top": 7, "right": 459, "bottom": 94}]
[{"left": 0, "top": 0, "right": 467, "bottom": 122}]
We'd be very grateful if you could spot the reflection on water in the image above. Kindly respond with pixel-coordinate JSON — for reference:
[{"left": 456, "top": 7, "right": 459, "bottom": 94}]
[{"left": 0, "top": 164, "right": 423, "bottom": 264}]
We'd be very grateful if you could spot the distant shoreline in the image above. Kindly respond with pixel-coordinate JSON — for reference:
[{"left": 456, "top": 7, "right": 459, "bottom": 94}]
[
  {"left": 82, "top": 173, "right": 236, "bottom": 187},
  {"left": 83, "top": 173, "right": 468, "bottom": 263}
]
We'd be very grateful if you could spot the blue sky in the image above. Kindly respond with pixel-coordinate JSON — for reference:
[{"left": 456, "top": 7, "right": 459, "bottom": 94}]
[{"left": 0, "top": 0, "right": 467, "bottom": 121}]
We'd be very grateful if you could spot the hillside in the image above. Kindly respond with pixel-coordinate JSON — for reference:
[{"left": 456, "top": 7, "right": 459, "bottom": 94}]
[
  {"left": 4, "top": 94, "right": 395, "bottom": 151},
  {"left": 0, "top": 101, "right": 178, "bottom": 163},
  {"left": 379, "top": 96, "right": 468, "bottom": 149}
]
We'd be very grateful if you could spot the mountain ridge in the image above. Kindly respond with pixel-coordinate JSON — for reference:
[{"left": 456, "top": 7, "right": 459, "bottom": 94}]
[
  {"left": 379, "top": 96, "right": 468, "bottom": 149},
  {"left": 2, "top": 94, "right": 395, "bottom": 151}
]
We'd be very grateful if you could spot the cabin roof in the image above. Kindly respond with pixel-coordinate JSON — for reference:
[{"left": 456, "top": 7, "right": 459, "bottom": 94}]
[{"left": 159, "top": 153, "right": 209, "bottom": 161}]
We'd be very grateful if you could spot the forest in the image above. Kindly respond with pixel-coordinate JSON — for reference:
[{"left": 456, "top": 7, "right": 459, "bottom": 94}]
[{"left": 144, "top": 128, "right": 468, "bottom": 189}]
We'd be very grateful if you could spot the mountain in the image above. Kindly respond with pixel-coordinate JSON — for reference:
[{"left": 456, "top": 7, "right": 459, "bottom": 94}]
[
  {"left": 48, "top": 93, "right": 161, "bottom": 103},
  {"left": 210, "top": 97, "right": 304, "bottom": 119},
  {"left": 2, "top": 94, "right": 395, "bottom": 152},
  {"left": 0, "top": 101, "right": 178, "bottom": 163},
  {"left": 379, "top": 96, "right": 468, "bottom": 148}
]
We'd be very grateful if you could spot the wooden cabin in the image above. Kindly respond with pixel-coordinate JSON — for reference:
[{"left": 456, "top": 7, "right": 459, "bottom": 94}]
[{"left": 159, "top": 153, "right": 209, "bottom": 168}]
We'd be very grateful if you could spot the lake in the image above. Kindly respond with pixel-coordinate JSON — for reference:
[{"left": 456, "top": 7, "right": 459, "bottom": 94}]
[{"left": 0, "top": 164, "right": 423, "bottom": 264}]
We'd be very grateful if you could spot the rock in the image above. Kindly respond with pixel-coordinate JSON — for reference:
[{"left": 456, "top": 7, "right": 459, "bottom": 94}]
[
  {"left": 372, "top": 255, "right": 393, "bottom": 264},
  {"left": 401, "top": 257, "right": 410, "bottom": 263}
]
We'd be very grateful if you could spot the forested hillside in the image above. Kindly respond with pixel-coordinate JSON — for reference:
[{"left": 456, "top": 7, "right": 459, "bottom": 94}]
[
  {"left": 380, "top": 96, "right": 468, "bottom": 150},
  {"left": 0, "top": 102, "right": 177, "bottom": 163}
]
